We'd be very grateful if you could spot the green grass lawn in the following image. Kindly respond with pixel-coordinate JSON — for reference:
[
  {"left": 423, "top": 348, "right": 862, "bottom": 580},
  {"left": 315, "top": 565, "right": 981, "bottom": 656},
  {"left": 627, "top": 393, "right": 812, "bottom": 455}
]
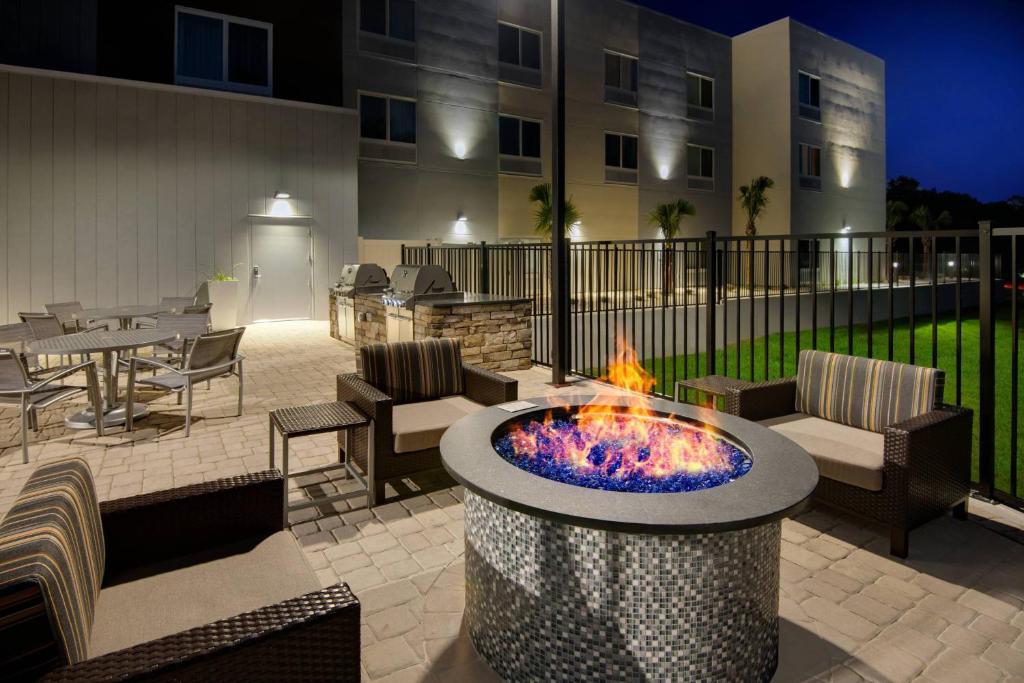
[{"left": 641, "top": 311, "right": 1023, "bottom": 494}]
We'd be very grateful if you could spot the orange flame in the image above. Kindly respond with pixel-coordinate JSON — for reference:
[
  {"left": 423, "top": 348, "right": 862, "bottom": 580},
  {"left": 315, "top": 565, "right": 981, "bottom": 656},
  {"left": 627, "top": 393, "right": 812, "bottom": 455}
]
[{"left": 503, "top": 342, "right": 737, "bottom": 483}]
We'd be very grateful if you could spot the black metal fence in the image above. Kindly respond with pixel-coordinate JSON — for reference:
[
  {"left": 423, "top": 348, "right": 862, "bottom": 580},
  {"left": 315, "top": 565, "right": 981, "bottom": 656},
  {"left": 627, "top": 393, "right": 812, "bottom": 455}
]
[{"left": 403, "top": 225, "right": 1022, "bottom": 509}]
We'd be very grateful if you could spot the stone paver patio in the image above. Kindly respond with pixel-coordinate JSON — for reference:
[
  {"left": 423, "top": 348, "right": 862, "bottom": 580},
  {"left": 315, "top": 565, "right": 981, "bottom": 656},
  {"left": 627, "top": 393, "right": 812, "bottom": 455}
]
[{"left": 2, "top": 320, "right": 1024, "bottom": 682}]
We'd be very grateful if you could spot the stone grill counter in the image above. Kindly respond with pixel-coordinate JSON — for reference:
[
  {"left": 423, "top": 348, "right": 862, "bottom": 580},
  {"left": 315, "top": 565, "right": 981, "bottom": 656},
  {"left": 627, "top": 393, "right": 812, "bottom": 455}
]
[{"left": 413, "top": 295, "right": 532, "bottom": 371}]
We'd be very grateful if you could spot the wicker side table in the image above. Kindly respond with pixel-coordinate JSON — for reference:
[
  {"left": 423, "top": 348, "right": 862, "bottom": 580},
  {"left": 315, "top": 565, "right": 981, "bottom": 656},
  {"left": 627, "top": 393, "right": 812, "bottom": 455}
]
[
  {"left": 270, "top": 401, "right": 370, "bottom": 525},
  {"left": 674, "top": 375, "right": 753, "bottom": 408}
]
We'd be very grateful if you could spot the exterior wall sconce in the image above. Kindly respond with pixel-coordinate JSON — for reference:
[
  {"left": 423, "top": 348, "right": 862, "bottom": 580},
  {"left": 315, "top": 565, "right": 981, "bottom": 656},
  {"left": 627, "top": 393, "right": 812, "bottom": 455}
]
[
  {"left": 841, "top": 226, "right": 852, "bottom": 233},
  {"left": 274, "top": 190, "right": 291, "bottom": 199},
  {"left": 457, "top": 211, "right": 467, "bottom": 223}
]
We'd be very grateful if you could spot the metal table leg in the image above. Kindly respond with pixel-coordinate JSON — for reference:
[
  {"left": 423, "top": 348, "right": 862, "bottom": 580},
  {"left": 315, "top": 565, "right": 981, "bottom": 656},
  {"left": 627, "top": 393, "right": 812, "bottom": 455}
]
[{"left": 64, "top": 349, "right": 149, "bottom": 429}]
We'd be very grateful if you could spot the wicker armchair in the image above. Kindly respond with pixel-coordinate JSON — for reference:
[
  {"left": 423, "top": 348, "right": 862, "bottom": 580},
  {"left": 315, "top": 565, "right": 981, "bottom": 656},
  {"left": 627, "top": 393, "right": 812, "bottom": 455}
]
[
  {"left": 338, "top": 338, "right": 518, "bottom": 506},
  {"left": 724, "top": 350, "right": 972, "bottom": 558},
  {"left": 0, "top": 459, "right": 360, "bottom": 682}
]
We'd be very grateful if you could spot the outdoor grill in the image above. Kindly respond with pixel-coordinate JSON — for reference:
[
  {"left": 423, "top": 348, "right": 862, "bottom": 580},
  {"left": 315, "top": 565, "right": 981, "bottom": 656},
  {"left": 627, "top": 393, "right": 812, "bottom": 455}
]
[
  {"left": 382, "top": 264, "right": 459, "bottom": 342},
  {"left": 334, "top": 263, "right": 388, "bottom": 344},
  {"left": 441, "top": 394, "right": 818, "bottom": 682}
]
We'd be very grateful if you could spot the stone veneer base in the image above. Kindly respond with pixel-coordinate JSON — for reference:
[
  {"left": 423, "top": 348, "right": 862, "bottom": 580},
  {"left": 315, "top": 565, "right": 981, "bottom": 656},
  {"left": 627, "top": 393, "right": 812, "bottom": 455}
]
[{"left": 464, "top": 490, "right": 781, "bottom": 682}]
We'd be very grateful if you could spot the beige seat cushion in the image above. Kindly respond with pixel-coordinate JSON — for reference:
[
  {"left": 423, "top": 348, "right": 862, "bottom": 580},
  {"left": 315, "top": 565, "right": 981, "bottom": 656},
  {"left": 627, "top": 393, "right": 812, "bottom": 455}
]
[
  {"left": 393, "top": 395, "right": 487, "bottom": 454},
  {"left": 89, "top": 531, "right": 319, "bottom": 657},
  {"left": 760, "top": 413, "right": 885, "bottom": 491}
]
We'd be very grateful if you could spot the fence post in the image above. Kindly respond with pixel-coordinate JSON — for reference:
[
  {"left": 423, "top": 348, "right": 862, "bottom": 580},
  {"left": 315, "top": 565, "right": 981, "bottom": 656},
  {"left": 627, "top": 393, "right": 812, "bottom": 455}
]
[
  {"left": 705, "top": 230, "right": 717, "bottom": 376},
  {"left": 978, "top": 220, "right": 995, "bottom": 498},
  {"left": 479, "top": 241, "right": 490, "bottom": 294}
]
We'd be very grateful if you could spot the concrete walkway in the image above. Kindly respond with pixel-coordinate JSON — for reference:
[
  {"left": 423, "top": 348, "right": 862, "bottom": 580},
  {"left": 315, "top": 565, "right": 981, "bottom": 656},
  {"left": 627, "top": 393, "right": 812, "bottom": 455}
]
[{"left": 1, "top": 321, "right": 1023, "bottom": 682}]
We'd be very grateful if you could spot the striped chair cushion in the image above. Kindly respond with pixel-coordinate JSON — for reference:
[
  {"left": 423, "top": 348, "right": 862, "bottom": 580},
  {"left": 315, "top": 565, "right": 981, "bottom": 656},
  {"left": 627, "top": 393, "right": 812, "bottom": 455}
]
[
  {"left": 0, "top": 457, "right": 105, "bottom": 673},
  {"left": 360, "top": 338, "right": 464, "bottom": 405},
  {"left": 795, "top": 350, "right": 944, "bottom": 433}
]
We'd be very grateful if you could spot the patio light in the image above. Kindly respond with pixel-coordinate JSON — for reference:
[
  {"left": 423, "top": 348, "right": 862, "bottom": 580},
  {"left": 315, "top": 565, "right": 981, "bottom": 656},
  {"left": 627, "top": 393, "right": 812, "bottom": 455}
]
[{"left": 947, "top": 260, "right": 955, "bottom": 267}]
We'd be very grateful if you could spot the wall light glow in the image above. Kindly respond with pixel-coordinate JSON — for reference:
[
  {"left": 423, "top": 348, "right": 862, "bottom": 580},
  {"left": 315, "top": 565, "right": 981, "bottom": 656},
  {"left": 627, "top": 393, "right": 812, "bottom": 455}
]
[
  {"left": 453, "top": 141, "right": 468, "bottom": 160},
  {"left": 270, "top": 198, "right": 294, "bottom": 217},
  {"left": 841, "top": 226, "right": 852, "bottom": 233},
  {"left": 658, "top": 164, "right": 671, "bottom": 180},
  {"left": 947, "top": 260, "right": 956, "bottom": 267}
]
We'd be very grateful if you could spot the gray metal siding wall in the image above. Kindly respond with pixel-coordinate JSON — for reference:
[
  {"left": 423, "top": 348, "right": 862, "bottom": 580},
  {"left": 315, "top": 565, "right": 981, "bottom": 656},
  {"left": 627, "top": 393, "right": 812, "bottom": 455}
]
[
  {"left": 0, "top": 69, "right": 358, "bottom": 324},
  {"left": 354, "top": 0, "right": 502, "bottom": 243},
  {"left": 638, "top": 12, "right": 732, "bottom": 238}
]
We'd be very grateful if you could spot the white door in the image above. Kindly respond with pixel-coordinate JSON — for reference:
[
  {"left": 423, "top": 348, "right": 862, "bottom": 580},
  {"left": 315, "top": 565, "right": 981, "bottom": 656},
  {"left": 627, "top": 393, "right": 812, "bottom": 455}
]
[{"left": 251, "top": 223, "right": 313, "bottom": 321}]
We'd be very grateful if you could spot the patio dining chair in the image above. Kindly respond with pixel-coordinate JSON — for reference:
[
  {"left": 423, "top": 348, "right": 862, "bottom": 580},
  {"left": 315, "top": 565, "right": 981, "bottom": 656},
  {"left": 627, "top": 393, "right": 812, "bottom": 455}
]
[
  {"left": 184, "top": 302, "right": 213, "bottom": 314},
  {"left": 120, "top": 312, "right": 212, "bottom": 376},
  {"left": 0, "top": 349, "right": 104, "bottom": 463},
  {"left": 20, "top": 312, "right": 107, "bottom": 367},
  {"left": 44, "top": 300, "right": 110, "bottom": 334},
  {"left": 134, "top": 295, "right": 198, "bottom": 328},
  {"left": 0, "top": 322, "right": 42, "bottom": 377},
  {"left": 125, "top": 326, "right": 245, "bottom": 436}
]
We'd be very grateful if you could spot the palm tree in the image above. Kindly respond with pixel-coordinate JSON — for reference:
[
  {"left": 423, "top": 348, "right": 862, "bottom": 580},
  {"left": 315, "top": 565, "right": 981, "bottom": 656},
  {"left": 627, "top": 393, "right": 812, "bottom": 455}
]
[
  {"left": 529, "top": 183, "right": 581, "bottom": 239},
  {"left": 738, "top": 176, "right": 775, "bottom": 239},
  {"left": 909, "top": 205, "right": 952, "bottom": 280},
  {"left": 647, "top": 199, "right": 696, "bottom": 239},
  {"left": 886, "top": 200, "right": 908, "bottom": 230},
  {"left": 647, "top": 199, "right": 696, "bottom": 302},
  {"left": 885, "top": 200, "right": 908, "bottom": 283}
]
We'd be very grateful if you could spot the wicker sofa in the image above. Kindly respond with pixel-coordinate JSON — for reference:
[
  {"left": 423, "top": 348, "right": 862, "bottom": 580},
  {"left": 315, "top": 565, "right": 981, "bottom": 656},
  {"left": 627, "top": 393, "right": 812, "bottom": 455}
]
[
  {"left": 725, "top": 350, "right": 972, "bottom": 558},
  {"left": 0, "top": 458, "right": 360, "bottom": 682},
  {"left": 338, "top": 338, "right": 518, "bottom": 506}
]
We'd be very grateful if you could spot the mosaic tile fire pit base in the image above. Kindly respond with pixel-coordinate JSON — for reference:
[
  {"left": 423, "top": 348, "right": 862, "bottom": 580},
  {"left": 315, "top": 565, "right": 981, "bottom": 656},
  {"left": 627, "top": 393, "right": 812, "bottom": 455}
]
[{"left": 464, "top": 491, "right": 781, "bottom": 682}]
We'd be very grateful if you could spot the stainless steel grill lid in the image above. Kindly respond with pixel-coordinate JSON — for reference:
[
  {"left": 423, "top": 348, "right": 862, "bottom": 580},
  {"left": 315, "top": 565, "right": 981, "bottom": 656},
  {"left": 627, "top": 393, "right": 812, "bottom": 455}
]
[
  {"left": 384, "top": 264, "right": 457, "bottom": 308},
  {"left": 336, "top": 263, "right": 388, "bottom": 297}
]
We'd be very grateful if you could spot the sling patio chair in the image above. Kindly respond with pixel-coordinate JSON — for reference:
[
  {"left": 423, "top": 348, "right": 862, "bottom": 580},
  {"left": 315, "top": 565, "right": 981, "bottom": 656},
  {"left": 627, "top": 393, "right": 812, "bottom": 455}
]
[
  {"left": 0, "top": 349, "right": 104, "bottom": 463},
  {"left": 134, "top": 296, "right": 197, "bottom": 328},
  {"left": 124, "top": 327, "right": 245, "bottom": 437},
  {"left": 45, "top": 301, "right": 110, "bottom": 334},
  {"left": 20, "top": 312, "right": 108, "bottom": 367}
]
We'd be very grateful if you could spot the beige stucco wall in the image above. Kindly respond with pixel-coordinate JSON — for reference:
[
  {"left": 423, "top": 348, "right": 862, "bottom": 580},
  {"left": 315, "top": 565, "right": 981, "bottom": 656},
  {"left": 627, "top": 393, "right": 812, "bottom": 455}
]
[{"left": 731, "top": 19, "right": 792, "bottom": 236}]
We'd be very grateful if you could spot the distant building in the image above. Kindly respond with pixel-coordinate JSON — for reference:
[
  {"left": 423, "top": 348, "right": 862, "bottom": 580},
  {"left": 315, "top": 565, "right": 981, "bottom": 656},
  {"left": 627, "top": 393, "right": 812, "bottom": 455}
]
[{"left": 0, "top": 0, "right": 885, "bottom": 320}]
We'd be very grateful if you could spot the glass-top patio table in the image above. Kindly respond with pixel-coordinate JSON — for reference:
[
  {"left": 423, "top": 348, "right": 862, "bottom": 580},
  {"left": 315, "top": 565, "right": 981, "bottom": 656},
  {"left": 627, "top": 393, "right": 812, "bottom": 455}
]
[
  {"left": 28, "top": 329, "right": 176, "bottom": 429},
  {"left": 78, "top": 304, "right": 172, "bottom": 330}
]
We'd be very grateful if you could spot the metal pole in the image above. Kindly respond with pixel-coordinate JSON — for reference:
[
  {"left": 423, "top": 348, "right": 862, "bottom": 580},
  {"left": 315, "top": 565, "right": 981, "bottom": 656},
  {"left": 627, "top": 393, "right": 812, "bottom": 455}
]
[
  {"left": 479, "top": 241, "right": 490, "bottom": 294},
  {"left": 704, "top": 230, "right": 717, "bottom": 376},
  {"left": 550, "top": 0, "right": 570, "bottom": 384},
  {"left": 978, "top": 220, "right": 995, "bottom": 498}
]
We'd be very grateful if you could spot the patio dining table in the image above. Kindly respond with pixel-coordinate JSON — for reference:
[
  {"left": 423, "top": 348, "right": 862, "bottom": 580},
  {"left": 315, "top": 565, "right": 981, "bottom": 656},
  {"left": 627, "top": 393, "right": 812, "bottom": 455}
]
[
  {"left": 28, "top": 329, "right": 176, "bottom": 429},
  {"left": 78, "top": 304, "right": 171, "bottom": 330}
]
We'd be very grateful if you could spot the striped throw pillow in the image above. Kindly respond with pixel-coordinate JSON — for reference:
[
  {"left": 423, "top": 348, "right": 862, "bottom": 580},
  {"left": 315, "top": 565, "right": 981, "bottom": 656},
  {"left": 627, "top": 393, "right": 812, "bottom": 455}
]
[
  {"left": 795, "top": 350, "right": 944, "bottom": 433},
  {"left": 360, "top": 338, "right": 464, "bottom": 405},
  {"left": 0, "top": 457, "right": 105, "bottom": 673}
]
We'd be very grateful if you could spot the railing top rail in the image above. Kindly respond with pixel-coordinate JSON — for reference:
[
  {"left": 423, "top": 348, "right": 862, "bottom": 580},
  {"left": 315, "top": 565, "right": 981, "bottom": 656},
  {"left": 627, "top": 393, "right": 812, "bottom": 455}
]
[
  {"left": 715, "top": 229, "right": 981, "bottom": 242},
  {"left": 992, "top": 226, "right": 1024, "bottom": 236}
]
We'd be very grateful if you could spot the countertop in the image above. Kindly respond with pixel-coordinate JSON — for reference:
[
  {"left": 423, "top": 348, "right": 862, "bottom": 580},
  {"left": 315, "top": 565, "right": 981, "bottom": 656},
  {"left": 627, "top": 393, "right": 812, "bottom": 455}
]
[{"left": 414, "top": 293, "right": 531, "bottom": 308}]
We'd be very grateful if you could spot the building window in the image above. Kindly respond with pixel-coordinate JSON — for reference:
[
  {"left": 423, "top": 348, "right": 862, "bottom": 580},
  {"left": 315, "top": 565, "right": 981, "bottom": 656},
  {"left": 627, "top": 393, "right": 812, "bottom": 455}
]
[
  {"left": 499, "top": 116, "right": 541, "bottom": 158},
  {"left": 499, "top": 115, "right": 542, "bottom": 175},
  {"left": 360, "top": 0, "right": 415, "bottom": 42},
  {"left": 497, "top": 22, "right": 542, "bottom": 88},
  {"left": 175, "top": 7, "right": 272, "bottom": 96},
  {"left": 360, "top": 93, "right": 416, "bottom": 144},
  {"left": 686, "top": 72, "right": 714, "bottom": 121},
  {"left": 605, "top": 133, "right": 638, "bottom": 170},
  {"left": 686, "top": 144, "right": 714, "bottom": 190},
  {"left": 798, "top": 143, "right": 822, "bottom": 190},
  {"left": 798, "top": 71, "right": 821, "bottom": 121},
  {"left": 604, "top": 51, "right": 638, "bottom": 107}
]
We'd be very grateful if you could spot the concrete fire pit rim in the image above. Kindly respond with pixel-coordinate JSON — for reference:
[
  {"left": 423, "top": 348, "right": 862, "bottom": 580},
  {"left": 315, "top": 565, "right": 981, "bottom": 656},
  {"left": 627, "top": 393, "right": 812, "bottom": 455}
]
[{"left": 441, "top": 393, "right": 819, "bottom": 534}]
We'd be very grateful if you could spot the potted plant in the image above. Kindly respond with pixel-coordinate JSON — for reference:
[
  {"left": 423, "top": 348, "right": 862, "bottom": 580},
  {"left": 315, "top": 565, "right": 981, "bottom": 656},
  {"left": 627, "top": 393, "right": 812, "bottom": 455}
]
[{"left": 199, "top": 265, "right": 241, "bottom": 330}]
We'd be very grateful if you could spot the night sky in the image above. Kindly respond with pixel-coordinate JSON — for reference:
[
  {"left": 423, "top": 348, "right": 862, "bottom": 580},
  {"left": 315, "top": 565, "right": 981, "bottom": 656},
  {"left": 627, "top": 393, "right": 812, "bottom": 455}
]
[{"left": 633, "top": 0, "right": 1024, "bottom": 202}]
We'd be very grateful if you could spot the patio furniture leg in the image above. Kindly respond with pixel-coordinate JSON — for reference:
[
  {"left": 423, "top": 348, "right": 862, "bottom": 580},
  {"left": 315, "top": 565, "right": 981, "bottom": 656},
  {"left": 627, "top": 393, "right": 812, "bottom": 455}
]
[
  {"left": 890, "top": 528, "right": 909, "bottom": 558},
  {"left": 282, "top": 433, "right": 290, "bottom": 525},
  {"left": 126, "top": 361, "right": 137, "bottom": 432},
  {"left": 20, "top": 395, "right": 29, "bottom": 464},
  {"left": 953, "top": 500, "right": 969, "bottom": 520},
  {"left": 185, "top": 379, "right": 193, "bottom": 437},
  {"left": 29, "top": 408, "right": 38, "bottom": 432},
  {"left": 269, "top": 415, "right": 275, "bottom": 470},
  {"left": 88, "top": 362, "right": 105, "bottom": 438},
  {"left": 237, "top": 359, "right": 244, "bottom": 416}
]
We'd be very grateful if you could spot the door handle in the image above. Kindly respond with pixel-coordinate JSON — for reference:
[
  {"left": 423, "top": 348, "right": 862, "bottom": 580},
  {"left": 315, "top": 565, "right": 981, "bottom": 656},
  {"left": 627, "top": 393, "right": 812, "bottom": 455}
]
[{"left": 252, "top": 265, "right": 261, "bottom": 279}]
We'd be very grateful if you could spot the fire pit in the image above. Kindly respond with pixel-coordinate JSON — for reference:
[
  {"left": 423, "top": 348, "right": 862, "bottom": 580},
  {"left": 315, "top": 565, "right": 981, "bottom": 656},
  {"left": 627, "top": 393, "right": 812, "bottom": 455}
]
[{"left": 441, "top": 391, "right": 817, "bottom": 682}]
